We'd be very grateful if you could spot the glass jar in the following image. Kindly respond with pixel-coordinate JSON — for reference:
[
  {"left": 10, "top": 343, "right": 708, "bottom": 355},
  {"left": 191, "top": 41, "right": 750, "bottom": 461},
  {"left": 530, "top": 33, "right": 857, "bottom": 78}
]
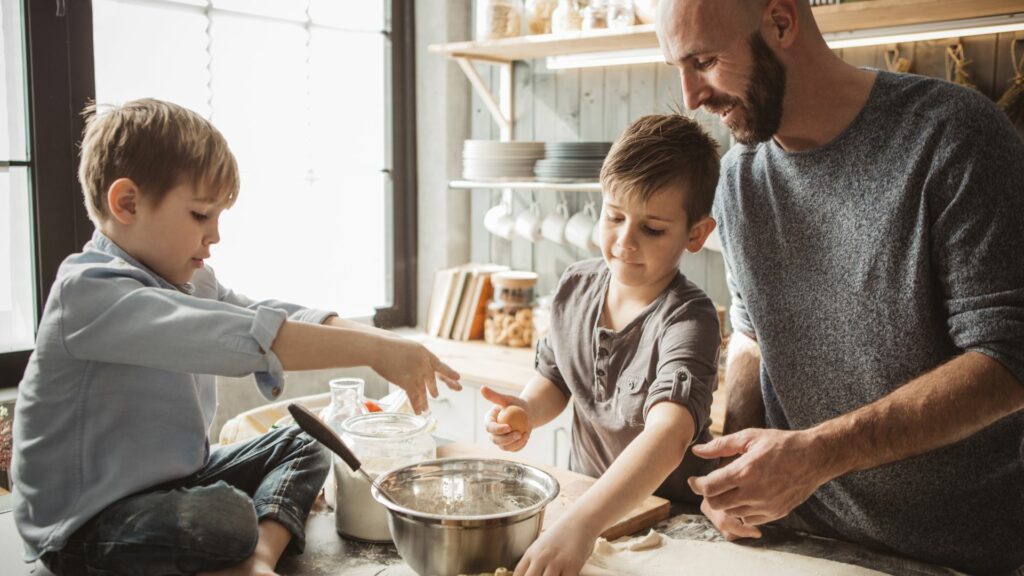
[
  {"left": 581, "top": 0, "right": 607, "bottom": 30},
  {"left": 476, "top": 0, "right": 523, "bottom": 40},
  {"left": 335, "top": 413, "right": 436, "bottom": 542},
  {"left": 484, "top": 271, "right": 537, "bottom": 348},
  {"left": 551, "top": 0, "right": 581, "bottom": 33},
  {"left": 320, "top": 378, "right": 368, "bottom": 434},
  {"left": 525, "top": 0, "right": 557, "bottom": 34},
  {"left": 607, "top": 0, "right": 635, "bottom": 28}
]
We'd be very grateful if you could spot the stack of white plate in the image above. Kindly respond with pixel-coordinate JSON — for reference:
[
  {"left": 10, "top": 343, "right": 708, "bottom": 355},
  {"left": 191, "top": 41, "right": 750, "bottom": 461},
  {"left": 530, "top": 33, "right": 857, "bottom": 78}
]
[
  {"left": 462, "top": 140, "right": 545, "bottom": 181},
  {"left": 534, "top": 142, "right": 612, "bottom": 181}
]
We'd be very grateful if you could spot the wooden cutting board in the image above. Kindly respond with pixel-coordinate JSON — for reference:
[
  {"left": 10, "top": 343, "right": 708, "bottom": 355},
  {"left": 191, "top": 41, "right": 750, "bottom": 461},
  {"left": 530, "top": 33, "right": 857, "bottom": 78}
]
[{"left": 437, "top": 443, "right": 670, "bottom": 540}]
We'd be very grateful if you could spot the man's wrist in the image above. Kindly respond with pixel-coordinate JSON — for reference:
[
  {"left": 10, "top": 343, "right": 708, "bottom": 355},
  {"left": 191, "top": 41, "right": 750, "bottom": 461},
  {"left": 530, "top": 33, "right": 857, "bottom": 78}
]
[{"left": 802, "top": 421, "right": 860, "bottom": 483}]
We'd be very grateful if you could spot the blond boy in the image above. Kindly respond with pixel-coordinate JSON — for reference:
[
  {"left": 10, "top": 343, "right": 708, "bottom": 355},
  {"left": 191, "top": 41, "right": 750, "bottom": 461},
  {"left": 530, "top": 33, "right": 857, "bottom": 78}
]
[
  {"left": 483, "top": 114, "right": 721, "bottom": 576},
  {"left": 13, "top": 99, "right": 459, "bottom": 576}
]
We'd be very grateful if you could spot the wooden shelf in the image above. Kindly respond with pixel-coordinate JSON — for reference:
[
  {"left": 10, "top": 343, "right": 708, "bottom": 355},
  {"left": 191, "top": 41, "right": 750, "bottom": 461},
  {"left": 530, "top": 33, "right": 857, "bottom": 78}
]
[
  {"left": 430, "top": 0, "right": 1024, "bottom": 62},
  {"left": 450, "top": 180, "right": 602, "bottom": 192},
  {"left": 431, "top": 24, "right": 658, "bottom": 63},
  {"left": 812, "top": 0, "right": 1024, "bottom": 34}
]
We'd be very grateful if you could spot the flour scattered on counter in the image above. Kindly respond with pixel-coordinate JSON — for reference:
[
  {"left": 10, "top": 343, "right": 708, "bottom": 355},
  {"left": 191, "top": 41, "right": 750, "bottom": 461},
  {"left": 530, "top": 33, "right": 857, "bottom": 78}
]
[
  {"left": 581, "top": 532, "right": 891, "bottom": 576},
  {"left": 627, "top": 530, "right": 663, "bottom": 551}
]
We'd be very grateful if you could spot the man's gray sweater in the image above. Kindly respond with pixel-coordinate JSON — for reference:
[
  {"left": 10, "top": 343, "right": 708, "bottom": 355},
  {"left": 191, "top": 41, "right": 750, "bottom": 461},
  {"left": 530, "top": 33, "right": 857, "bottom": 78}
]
[{"left": 714, "top": 70, "right": 1024, "bottom": 575}]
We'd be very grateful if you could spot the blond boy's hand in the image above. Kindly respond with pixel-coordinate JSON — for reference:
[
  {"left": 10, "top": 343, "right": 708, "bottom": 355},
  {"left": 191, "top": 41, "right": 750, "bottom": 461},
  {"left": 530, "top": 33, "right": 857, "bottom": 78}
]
[
  {"left": 481, "top": 386, "right": 532, "bottom": 452},
  {"left": 373, "top": 338, "right": 461, "bottom": 414}
]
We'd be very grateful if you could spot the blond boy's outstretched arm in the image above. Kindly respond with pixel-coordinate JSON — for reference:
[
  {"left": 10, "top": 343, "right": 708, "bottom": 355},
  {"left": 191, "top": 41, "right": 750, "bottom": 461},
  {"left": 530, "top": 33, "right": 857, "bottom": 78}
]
[
  {"left": 271, "top": 320, "right": 460, "bottom": 413},
  {"left": 513, "top": 401, "right": 695, "bottom": 576}
]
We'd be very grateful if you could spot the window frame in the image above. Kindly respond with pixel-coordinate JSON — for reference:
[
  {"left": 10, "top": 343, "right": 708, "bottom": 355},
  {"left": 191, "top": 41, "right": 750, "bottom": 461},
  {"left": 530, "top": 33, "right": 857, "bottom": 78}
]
[{"left": 0, "top": 0, "right": 419, "bottom": 386}]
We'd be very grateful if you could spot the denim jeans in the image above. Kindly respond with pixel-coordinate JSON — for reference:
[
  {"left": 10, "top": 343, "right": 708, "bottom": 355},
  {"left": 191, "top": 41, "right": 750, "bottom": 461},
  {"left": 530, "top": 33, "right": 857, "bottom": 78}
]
[{"left": 41, "top": 425, "right": 329, "bottom": 576}]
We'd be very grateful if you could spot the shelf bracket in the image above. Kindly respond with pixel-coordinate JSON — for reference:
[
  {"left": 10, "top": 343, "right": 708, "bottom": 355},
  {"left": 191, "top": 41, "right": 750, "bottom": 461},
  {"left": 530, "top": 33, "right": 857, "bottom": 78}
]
[{"left": 454, "top": 57, "right": 514, "bottom": 141}]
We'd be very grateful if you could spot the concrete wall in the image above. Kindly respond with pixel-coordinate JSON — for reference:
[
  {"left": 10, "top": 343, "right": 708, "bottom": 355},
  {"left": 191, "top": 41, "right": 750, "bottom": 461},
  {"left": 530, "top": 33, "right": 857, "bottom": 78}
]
[{"left": 414, "top": 0, "right": 473, "bottom": 329}]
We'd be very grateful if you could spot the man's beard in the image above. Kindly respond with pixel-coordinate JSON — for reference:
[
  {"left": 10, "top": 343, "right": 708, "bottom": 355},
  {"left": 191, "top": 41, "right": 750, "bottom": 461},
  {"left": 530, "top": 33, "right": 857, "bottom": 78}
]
[{"left": 707, "top": 31, "right": 787, "bottom": 145}]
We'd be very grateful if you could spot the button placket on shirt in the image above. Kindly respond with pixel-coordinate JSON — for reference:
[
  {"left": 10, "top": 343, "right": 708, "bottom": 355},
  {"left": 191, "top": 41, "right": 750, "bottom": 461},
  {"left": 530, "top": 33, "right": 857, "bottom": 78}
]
[{"left": 595, "top": 329, "right": 611, "bottom": 400}]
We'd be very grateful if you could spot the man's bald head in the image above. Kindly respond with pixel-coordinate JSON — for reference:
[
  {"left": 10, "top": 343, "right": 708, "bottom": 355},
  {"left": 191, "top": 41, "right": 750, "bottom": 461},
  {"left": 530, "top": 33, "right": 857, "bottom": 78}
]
[
  {"left": 657, "top": 0, "right": 815, "bottom": 53},
  {"left": 657, "top": 0, "right": 764, "bottom": 42}
]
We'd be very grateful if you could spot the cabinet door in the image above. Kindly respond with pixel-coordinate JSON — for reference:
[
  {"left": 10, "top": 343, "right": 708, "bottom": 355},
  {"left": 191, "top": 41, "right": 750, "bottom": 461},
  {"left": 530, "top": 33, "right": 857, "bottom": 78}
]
[
  {"left": 550, "top": 405, "right": 573, "bottom": 469},
  {"left": 427, "top": 383, "right": 477, "bottom": 444},
  {"left": 474, "top": 384, "right": 577, "bottom": 469}
]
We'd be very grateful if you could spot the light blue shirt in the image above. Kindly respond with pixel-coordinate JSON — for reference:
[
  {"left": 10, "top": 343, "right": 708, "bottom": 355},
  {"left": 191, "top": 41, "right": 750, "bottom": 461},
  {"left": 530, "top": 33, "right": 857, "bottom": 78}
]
[{"left": 12, "top": 230, "right": 335, "bottom": 561}]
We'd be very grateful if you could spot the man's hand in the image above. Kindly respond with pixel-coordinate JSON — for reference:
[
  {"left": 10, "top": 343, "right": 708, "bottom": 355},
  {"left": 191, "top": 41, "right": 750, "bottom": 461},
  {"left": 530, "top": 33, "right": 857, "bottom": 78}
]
[
  {"left": 688, "top": 428, "right": 835, "bottom": 532},
  {"left": 514, "top": 519, "right": 597, "bottom": 576},
  {"left": 372, "top": 338, "right": 461, "bottom": 413},
  {"left": 481, "top": 386, "right": 532, "bottom": 452}
]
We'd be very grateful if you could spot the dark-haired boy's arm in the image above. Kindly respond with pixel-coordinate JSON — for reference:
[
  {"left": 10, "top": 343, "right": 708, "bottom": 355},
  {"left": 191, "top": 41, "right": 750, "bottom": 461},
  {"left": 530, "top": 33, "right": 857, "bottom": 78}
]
[{"left": 513, "top": 401, "right": 695, "bottom": 576}]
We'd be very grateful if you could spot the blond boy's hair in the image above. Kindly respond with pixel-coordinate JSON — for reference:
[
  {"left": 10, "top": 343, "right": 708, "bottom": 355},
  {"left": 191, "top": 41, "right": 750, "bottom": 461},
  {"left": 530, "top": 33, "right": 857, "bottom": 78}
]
[
  {"left": 78, "top": 98, "right": 239, "bottom": 225},
  {"left": 600, "top": 114, "right": 720, "bottom": 225}
]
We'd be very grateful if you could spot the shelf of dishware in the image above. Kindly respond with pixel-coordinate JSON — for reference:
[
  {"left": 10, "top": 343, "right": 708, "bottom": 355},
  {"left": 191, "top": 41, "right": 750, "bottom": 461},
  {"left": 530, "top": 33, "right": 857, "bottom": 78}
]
[
  {"left": 429, "top": 0, "right": 1023, "bottom": 62},
  {"left": 450, "top": 180, "right": 602, "bottom": 192}
]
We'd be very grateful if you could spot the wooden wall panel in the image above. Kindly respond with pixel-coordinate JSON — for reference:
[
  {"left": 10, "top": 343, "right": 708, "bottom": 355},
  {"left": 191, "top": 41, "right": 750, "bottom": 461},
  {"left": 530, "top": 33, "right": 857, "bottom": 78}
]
[
  {"left": 470, "top": 61, "right": 494, "bottom": 266},
  {"left": 465, "top": 33, "right": 1014, "bottom": 320}
]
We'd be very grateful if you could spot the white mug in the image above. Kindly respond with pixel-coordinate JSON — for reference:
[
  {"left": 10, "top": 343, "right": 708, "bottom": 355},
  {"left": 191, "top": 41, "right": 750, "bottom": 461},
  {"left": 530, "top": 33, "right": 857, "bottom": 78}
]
[
  {"left": 590, "top": 219, "right": 602, "bottom": 252},
  {"left": 484, "top": 202, "right": 515, "bottom": 240},
  {"left": 565, "top": 202, "right": 599, "bottom": 251},
  {"left": 541, "top": 201, "right": 570, "bottom": 245},
  {"left": 514, "top": 201, "right": 543, "bottom": 243}
]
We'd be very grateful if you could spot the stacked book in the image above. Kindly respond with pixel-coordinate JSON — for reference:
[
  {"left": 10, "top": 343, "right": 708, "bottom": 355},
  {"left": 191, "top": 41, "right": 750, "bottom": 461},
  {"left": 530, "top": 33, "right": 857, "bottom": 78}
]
[{"left": 426, "top": 264, "right": 510, "bottom": 340}]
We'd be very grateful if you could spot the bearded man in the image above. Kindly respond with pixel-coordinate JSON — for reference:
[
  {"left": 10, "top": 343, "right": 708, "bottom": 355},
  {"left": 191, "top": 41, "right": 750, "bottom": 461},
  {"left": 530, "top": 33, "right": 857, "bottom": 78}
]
[{"left": 656, "top": 1, "right": 1024, "bottom": 575}]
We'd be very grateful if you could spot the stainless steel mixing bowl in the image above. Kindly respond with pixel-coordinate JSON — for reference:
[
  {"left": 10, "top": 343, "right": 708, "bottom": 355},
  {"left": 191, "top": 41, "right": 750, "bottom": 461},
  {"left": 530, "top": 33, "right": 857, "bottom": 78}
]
[{"left": 370, "top": 457, "right": 560, "bottom": 576}]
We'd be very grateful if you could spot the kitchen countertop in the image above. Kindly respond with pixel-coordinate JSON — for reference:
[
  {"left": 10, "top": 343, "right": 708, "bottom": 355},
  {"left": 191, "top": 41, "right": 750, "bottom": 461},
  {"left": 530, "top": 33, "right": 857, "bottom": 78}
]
[
  {"left": 1, "top": 501, "right": 965, "bottom": 576},
  {"left": 275, "top": 505, "right": 965, "bottom": 576}
]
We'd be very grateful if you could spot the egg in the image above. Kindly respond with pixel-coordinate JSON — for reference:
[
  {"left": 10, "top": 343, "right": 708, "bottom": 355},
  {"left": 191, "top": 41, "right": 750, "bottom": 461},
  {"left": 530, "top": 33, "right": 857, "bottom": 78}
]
[{"left": 497, "top": 405, "right": 529, "bottom": 433}]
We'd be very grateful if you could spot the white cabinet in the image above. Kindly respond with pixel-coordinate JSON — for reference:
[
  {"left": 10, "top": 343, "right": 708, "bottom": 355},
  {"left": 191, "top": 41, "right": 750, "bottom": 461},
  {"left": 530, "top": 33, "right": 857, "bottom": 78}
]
[
  {"left": 427, "top": 381, "right": 478, "bottom": 444},
  {"left": 474, "top": 383, "right": 574, "bottom": 469},
  {"left": 409, "top": 379, "right": 574, "bottom": 470}
]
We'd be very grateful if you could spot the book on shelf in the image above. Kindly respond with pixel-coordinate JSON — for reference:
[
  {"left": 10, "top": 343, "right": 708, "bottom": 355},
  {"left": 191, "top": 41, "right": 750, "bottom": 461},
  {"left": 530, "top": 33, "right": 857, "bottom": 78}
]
[
  {"left": 441, "top": 267, "right": 473, "bottom": 339},
  {"left": 427, "top": 263, "right": 508, "bottom": 340},
  {"left": 458, "top": 264, "right": 508, "bottom": 341},
  {"left": 426, "top": 268, "right": 459, "bottom": 337}
]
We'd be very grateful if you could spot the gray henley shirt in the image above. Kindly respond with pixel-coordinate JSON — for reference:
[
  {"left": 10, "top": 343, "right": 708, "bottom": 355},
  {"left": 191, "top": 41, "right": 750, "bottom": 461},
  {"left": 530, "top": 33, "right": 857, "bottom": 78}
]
[{"left": 535, "top": 258, "right": 721, "bottom": 503}]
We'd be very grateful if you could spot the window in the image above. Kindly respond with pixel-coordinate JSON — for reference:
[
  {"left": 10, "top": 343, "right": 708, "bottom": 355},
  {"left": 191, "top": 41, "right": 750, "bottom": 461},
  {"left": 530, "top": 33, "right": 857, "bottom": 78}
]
[
  {"left": 0, "top": 0, "right": 34, "bottom": 355},
  {"left": 93, "top": 0, "right": 390, "bottom": 317},
  {"left": 1, "top": 0, "right": 418, "bottom": 386}
]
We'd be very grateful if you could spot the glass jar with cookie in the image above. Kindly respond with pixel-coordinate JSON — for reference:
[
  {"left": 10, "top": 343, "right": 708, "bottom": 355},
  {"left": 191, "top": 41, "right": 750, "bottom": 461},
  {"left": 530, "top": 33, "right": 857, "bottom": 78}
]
[{"left": 484, "top": 271, "right": 538, "bottom": 348}]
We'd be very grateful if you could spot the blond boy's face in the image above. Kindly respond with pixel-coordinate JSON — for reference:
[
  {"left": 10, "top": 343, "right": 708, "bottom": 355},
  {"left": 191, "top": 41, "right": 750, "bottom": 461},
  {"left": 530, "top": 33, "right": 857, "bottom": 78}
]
[
  {"left": 600, "top": 187, "right": 692, "bottom": 289},
  {"left": 130, "top": 182, "right": 226, "bottom": 285}
]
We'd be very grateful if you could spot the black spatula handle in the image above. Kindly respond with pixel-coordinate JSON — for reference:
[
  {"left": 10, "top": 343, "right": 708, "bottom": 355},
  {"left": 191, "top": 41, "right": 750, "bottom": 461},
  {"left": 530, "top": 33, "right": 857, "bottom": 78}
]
[{"left": 288, "top": 403, "right": 362, "bottom": 474}]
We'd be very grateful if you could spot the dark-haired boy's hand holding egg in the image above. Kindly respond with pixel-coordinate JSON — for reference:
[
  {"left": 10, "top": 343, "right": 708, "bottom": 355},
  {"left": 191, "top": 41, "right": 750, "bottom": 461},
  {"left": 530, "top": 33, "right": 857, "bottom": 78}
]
[{"left": 481, "top": 386, "right": 532, "bottom": 452}]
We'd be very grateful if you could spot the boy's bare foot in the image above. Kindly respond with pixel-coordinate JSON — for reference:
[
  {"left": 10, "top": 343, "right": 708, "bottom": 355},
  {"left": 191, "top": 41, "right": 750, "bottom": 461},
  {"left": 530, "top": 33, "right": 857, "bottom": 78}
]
[{"left": 198, "top": 519, "right": 292, "bottom": 576}]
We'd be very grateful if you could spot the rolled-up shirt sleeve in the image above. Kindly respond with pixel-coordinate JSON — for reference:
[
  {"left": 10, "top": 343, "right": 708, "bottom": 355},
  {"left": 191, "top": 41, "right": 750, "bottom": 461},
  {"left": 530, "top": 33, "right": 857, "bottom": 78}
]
[
  {"left": 643, "top": 299, "right": 721, "bottom": 438},
  {"left": 932, "top": 113, "right": 1024, "bottom": 386},
  {"left": 535, "top": 335, "right": 570, "bottom": 398},
  {"left": 59, "top": 268, "right": 292, "bottom": 399}
]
